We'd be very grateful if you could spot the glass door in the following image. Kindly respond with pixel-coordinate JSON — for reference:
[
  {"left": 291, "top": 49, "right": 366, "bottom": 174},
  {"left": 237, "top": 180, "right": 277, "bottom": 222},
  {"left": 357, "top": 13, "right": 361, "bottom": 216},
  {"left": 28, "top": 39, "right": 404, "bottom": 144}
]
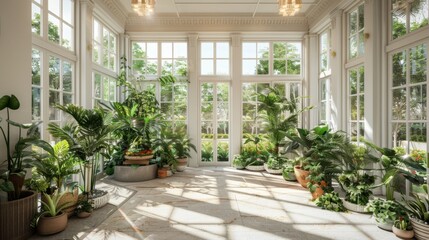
[{"left": 200, "top": 82, "right": 230, "bottom": 164}]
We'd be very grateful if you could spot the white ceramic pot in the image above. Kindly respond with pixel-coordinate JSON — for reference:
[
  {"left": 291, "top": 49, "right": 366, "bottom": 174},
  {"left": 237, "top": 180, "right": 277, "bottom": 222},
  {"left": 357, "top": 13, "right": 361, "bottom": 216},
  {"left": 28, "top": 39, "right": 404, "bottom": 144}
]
[
  {"left": 264, "top": 163, "right": 283, "bottom": 175},
  {"left": 343, "top": 200, "right": 369, "bottom": 213},
  {"left": 245, "top": 165, "right": 265, "bottom": 171},
  {"left": 374, "top": 218, "right": 394, "bottom": 231}
]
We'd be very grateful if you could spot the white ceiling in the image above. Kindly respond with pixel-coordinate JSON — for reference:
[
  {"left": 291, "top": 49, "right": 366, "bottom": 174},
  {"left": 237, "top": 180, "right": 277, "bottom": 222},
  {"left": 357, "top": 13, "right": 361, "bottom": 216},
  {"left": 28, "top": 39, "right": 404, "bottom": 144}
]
[{"left": 119, "top": 0, "right": 320, "bottom": 17}]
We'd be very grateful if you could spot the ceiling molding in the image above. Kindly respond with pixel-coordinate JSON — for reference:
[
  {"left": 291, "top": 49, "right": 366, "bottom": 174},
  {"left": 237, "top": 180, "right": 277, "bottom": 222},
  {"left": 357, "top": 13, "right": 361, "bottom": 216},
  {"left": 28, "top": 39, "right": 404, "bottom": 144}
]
[
  {"left": 126, "top": 16, "right": 309, "bottom": 32},
  {"left": 94, "top": 0, "right": 128, "bottom": 27},
  {"left": 306, "top": 0, "right": 342, "bottom": 28}
]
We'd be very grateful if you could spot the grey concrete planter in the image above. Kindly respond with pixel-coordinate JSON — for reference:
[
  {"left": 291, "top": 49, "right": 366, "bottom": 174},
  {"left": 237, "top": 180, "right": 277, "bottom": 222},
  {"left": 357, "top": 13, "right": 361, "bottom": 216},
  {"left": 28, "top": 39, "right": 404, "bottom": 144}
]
[{"left": 114, "top": 164, "right": 158, "bottom": 182}]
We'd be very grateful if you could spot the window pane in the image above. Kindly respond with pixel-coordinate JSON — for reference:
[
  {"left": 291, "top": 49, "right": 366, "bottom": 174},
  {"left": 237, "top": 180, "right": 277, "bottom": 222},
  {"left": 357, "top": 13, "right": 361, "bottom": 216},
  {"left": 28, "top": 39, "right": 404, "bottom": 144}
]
[
  {"left": 358, "top": 4, "right": 364, "bottom": 30},
  {"left": 201, "top": 42, "right": 214, "bottom": 58},
  {"left": 146, "top": 43, "right": 158, "bottom": 58},
  {"left": 94, "top": 73, "right": 101, "bottom": 98},
  {"left": 63, "top": 0, "right": 74, "bottom": 25},
  {"left": 32, "top": 49, "right": 41, "bottom": 86},
  {"left": 32, "top": 87, "right": 41, "bottom": 121},
  {"left": 359, "top": 66, "right": 365, "bottom": 92},
  {"left": 216, "top": 42, "right": 229, "bottom": 58},
  {"left": 161, "top": 103, "right": 173, "bottom": 119},
  {"left": 174, "top": 60, "right": 187, "bottom": 76},
  {"left": 174, "top": 104, "right": 187, "bottom": 120},
  {"left": 392, "top": 123, "right": 406, "bottom": 148},
  {"left": 217, "top": 102, "right": 229, "bottom": 121},
  {"left": 32, "top": 4, "right": 42, "bottom": 35},
  {"left": 358, "top": 31, "right": 364, "bottom": 56},
  {"left": 287, "top": 59, "right": 300, "bottom": 75},
  {"left": 392, "top": 88, "right": 407, "bottom": 120},
  {"left": 49, "top": 91, "right": 60, "bottom": 120},
  {"left": 257, "top": 43, "right": 269, "bottom": 58},
  {"left": 392, "top": 7, "right": 407, "bottom": 39},
  {"left": 274, "top": 60, "right": 286, "bottom": 75},
  {"left": 162, "top": 59, "right": 173, "bottom": 75},
  {"left": 359, "top": 95, "right": 365, "bottom": 120},
  {"left": 63, "top": 93, "right": 72, "bottom": 105},
  {"left": 216, "top": 60, "right": 229, "bottom": 75},
  {"left": 349, "top": 10, "right": 358, "bottom": 34},
  {"left": 410, "top": 44, "right": 427, "bottom": 84},
  {"left": 410, "top": 85, "right": 427, "bottom": 120},
  {"left": 273, "top": 42, "right": 286, "bottom": 58},
  {"left": 201, "top": 140, "right": 213, "bottom": 162},
  {"left": 287, "top": 43, "right": 301, "bottom": 59},
  {"left": 133, "top": 43, "right": 146, "bottom": 58},
  {"left": 201, "top": 60, "right": 214, "bottom": 75},
  {"left": 349, "top": 35, "right": 357, "bottom": 59},
  {"left": 62, "top": 24, "right": 73, "bottom": 50},
  {"left": 242, "top": 60, "right": 257, "bottom": 75},
  {"left": 257, "top": 60, "right": 269, "bottom": 75},
  {"left": 48, "top": 14, "right": 60, "bottom": 44},
  {"left": 217, "top": 142, "right": 229, "bottom": 162},
  {"left": 109, "top": 79, "right": 116, "bottom": 101},
  {"left": 410, "top": 0, "right": 429, "bottom": 32},
  {"left": 48, "top": 0, "right": 60, "bottom": 16},
  {"left": 161, "top": 84, "right": 173, "bottom": 102},
  {"left": 243, "top": 43, "right": 256, "bottom": 58},
  {"left": 49, "top": 56, "right": 60, "bottom": 89},
  {"left": 174, "top": 42, "right": 187, "bottom": 58},
  {"left": 410, "top": 123, "right": 427, "bottom": 148},
  {"left": 350, "top": 96, "right": 358, "bottom": 120},
  {"left": 146, "top": 60, "right": 158, "bottom": 75},
  {"left": 162, "top": 42, "right": 172, "bottom": 58},
  {"left": 392, "top": 51, "right": 407, "bottom": 86},
  {"left": 349, "top": 69, "right": 357, "bottom": 95},
  {"left": 63, "top": 61, "right": 72, "bottom": 92},
  {"left": 201, "top": 103, "right": 213, "bottom": 120}
]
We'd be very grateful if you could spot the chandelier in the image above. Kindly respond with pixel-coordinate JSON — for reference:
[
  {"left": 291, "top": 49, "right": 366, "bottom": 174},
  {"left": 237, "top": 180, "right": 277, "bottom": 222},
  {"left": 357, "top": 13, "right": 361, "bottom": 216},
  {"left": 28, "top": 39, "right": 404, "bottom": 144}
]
[
  {"left": 278, "top": 0, "right": 302, "bottom": 16},
  {"left": 131, "top": 0, "right": 156, "bottom": 16}
]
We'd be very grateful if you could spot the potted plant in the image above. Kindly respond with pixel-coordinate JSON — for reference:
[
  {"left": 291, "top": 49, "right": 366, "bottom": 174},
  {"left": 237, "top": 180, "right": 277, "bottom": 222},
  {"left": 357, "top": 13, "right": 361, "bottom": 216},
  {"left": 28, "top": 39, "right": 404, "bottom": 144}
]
[
  {"left": 31, "top": 140, "right": 80, "bottom": 216},
  {"left": 365, "top": 198, "right": 405, "bottom": 231},
  {"left": 0, "top": 94, "right": 54, "bottom": 240},
  {"left": 37, "top": 190, "right": 71, "bottom": 235},
  {"left": 393, "top": 216, "right": 414, "bottom": 239},
  {"left": 339, "top": 172, "right": 375, "bottom": 213},
  {"left": 75, "top": 197, "right": 94, "bottom": 218},
  {"left": 48, "top": 104, "right": 114, "bottom": 209},
  {"left": 401, "top": 191, "right": 429, "bottom": 240},
  {"left": 282, "top": 163, "right": 297, "bottom": 181},
  {"left": 264, "top": 155, "right": 285, "bottom": 174},
  {"left": 315, "top": 192, "right": 346, "bottom": 212},
  {"left": 153, "top": 134, "right": 177, "bottom": 178},
  {"left": 232, "top": 154, "right": 246, "bottom": 170},
  {"left": 172, "top": 134, "right": 196, "bottom": 172}
]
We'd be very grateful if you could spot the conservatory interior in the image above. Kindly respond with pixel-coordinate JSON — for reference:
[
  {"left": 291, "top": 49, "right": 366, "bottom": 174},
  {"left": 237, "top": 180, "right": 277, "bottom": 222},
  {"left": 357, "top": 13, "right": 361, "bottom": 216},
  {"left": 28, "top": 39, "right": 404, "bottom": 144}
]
[{"left": 0, "top": 0, "right": 428, "bottom": 239}]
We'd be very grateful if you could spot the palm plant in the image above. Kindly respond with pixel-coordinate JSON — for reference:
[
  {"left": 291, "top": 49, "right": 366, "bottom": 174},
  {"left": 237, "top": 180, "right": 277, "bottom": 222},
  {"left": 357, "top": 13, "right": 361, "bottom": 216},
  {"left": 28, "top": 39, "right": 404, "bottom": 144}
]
[
  {"left": 257, "top": 87, "right": 311, "bottom": 156},
  {"left": 173, "top": 134, "right": 196, "bottom": 159},
  {"left": 153, "top": 133, "right": 177, "bottom": 169},
  {"left": 48, "top": 104, "right": 116, "bottom": 194},
  {"left": 31, "top": 140, "right": 80, "bottom": 193}
]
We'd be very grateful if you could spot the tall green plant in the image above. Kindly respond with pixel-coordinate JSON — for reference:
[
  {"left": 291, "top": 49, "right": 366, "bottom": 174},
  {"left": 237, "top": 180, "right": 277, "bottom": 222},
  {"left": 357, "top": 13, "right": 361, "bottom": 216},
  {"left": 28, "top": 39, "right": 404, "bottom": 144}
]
[{"left": 48, "top": 104, "right": 115, "bottom": 194}]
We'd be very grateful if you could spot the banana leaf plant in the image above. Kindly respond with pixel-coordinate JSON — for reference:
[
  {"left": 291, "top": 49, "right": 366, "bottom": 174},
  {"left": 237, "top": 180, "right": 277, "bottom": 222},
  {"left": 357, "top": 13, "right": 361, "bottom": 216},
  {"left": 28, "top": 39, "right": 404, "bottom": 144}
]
[
  {"left": 0, "top": 94, "right": 54, "bottom": 200},
  {"left": 363, "top": 140, "right": 426, "bottom": 200}
]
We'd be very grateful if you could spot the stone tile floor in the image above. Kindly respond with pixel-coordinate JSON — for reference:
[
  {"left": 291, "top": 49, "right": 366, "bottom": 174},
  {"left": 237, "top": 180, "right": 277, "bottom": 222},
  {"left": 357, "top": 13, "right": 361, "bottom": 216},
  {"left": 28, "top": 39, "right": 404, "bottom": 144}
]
[{"left": 33, "top": 167, "right": 401, "bottom": 240}]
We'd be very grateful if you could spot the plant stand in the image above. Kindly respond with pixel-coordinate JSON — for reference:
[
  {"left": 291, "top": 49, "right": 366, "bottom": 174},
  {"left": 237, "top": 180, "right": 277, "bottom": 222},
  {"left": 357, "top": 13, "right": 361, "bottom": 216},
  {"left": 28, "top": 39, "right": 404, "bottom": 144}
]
[{"left": 0, "top": 191, "right": 38, "bottom": 240}]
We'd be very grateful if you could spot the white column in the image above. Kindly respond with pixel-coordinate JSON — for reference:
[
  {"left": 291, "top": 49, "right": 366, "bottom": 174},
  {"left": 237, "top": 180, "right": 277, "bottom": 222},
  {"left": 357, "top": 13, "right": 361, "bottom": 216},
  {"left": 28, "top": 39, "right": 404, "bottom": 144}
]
[
  {"left": 330, "top": 9, "right": 344, "bottom": 131},
  {"left": 0, "top": 0, "right": 32, "bottom": 161},
  {"left": 364, "top": 0, "right": 382, "bottom": 146},
  {"left": 79, "top": 0, "right": 94, "bottom": 108},
  {"left": 187, "top": 33, "right": 199, "bottom": 167},
  {"left": 304, "top": 33, "right": 319, "bottom": 129},
  {"left": 230, "top": 33, "right": 242, "bottom": 160}
]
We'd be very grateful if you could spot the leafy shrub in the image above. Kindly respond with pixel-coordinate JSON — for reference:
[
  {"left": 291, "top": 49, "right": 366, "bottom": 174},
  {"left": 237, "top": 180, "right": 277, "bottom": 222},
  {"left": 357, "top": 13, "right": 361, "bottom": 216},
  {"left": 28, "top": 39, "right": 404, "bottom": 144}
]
[
  {"left": 315, "top": 192, "right": 346, "bottom": 212},
  {"left": 365, "top": 198, "right": 405, "bottom": 224}
]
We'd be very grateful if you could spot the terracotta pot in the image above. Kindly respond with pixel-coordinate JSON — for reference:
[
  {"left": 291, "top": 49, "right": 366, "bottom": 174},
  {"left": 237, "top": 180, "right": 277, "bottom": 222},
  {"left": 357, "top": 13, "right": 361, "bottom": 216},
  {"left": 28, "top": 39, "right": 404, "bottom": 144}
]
[
  {"left": 158, "top": 168, "right": 168, "bottom": 178},
  {"left": 176, "top": 158, "right": 187, "bottom": 172},
  {"left": 311, "top": 181, "right": 326, "bottom": 200},
  {"left": 0, "top": 191, "right": 38, "bottom": 240},
  {"left": 77, "top": 211, "right": 92, "bottom": 218},
  {"left": 410, "top": 217, "right": 429, "bottom": 240},
  {"left": 41, "top": 188, "right": 78, "bottom": 217},
  {"left": 37, "top": 212, "right": 68, "bottom": 235},
  {"left": 294, "top": 166, "right": 309, "bottom": 188},
  {"left": 392, "top": 226, "right": 414, "bottom": 239},
  {"left": 123, "top": 155, "right": 153, "bottom": 165}
]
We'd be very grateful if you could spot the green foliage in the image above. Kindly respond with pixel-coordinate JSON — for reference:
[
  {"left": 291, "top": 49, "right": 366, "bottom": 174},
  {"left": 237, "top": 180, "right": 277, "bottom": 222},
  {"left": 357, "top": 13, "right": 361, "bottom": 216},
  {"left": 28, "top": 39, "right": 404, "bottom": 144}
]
[
  {"left": 41, "top": 190, "right": 72, "bottom": 217},
  {"left": 75, "top": 197, "right": 94, "bottom": 214},
  {"left": 31, "top": 140, "right": 80, "bottom": 192},
  {"left": 339, "top": 172, "right": 375, "bottom": 206},
  {"left": 201, "top": 142, "right": 213, "bottom": 162},
  {"left": 266, "top": 156, "right": 286, "bottom": 170},
  {"left": 365, "top": 198, "right": 405, "bottom": 224},
  {"left": 217, "top": 143, "right": 229, "bottom": 162},
  {"left": 24, "top": 173, "right": 49, "bottom": 193},
  {"left": 394, "top": 216, "right": 413, "bottom": 231},
  {"left": 315, "top": 192, "right": 346, "bottom": 212},
  {"left": 153, "top": 133, "right": 177, "bottom": 169},
  {"left": 401, "top": 189, "right": 429, "bottom": 224},
  {"left": 173, "top": 134, "right": 196, "bottom": 159},
  {"left": 232, "top": 154, "right": 246, "bottom": 168}
]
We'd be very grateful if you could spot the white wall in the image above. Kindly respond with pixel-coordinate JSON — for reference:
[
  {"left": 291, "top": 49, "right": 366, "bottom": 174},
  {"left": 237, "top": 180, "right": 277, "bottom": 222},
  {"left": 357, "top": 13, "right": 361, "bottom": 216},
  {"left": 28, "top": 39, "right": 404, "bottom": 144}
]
[{"left": 0, "top": 0, "right": 32, "bottom": 164}]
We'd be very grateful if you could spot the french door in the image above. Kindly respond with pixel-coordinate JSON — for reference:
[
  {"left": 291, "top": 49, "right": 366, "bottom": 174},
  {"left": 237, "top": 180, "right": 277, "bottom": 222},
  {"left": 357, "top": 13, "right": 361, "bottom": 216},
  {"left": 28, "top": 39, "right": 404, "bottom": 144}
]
[{"left": 200, "top": 82, "right": 230, "bottom": 164}]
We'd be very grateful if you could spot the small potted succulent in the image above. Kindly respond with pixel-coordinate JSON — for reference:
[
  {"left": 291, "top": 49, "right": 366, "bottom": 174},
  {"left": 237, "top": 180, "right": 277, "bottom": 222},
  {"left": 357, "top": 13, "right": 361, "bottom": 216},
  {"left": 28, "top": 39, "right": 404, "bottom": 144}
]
[
  {"left": 392, "top": 216, "right": 414, "bottom": 239},
  {"left": 75, "top": 197, "right": 94, "bottom": 218}
]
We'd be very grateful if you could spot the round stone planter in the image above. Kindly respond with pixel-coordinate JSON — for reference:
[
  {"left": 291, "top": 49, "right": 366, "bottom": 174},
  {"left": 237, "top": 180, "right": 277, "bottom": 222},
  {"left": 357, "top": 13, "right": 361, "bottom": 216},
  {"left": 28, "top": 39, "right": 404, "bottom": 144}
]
[
  {"left": 176, "top": 158, "right": 187, "bottom": 172},
  {"left": 343, "top": 200, "right": 369, "bottom": 213},
  {"left": 392, "top": 226, "right": 414, "bottom": 239},
  {"left": 245, "top": 165, "right": 265, "bottom": 171},
  {"left": 410, "top": 217, "right": 429, "bottom": 240},
  {"left": 0, "top": 191, "right": 38, "bottom": 240},
  {"left": 264, "top": 163, "right": 283, "bottom": 175},
  {"left": 114, "top": 164, "right": 158, "bottom": 182}
]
